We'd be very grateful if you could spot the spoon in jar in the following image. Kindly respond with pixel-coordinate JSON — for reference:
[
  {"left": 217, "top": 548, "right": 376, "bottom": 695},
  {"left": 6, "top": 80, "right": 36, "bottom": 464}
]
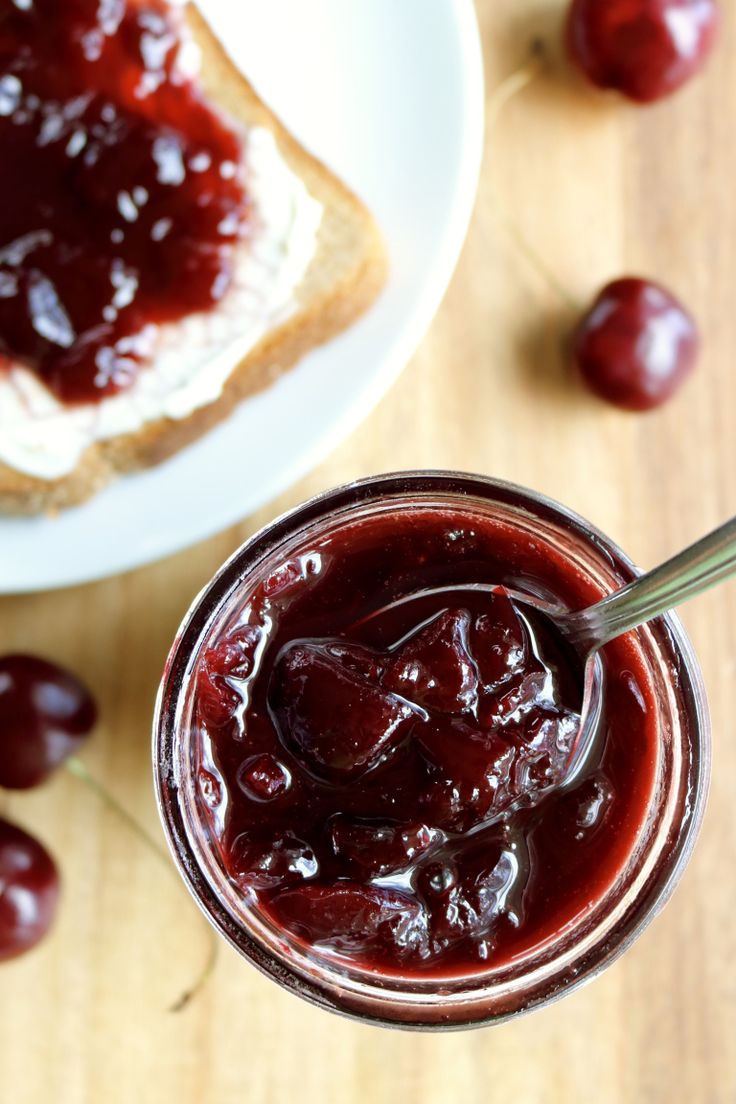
[{"left": 355, "top": 514, "right": 736, "bottom": 811}]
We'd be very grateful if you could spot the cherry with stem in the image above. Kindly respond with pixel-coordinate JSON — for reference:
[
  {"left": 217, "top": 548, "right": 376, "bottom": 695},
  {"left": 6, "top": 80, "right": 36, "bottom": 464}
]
[
  {"left": 487, "top": 37, "right": 700, "bottom": 411},
  {"left": 0, "top": 653, "right": 218, "bottom": 1007}
]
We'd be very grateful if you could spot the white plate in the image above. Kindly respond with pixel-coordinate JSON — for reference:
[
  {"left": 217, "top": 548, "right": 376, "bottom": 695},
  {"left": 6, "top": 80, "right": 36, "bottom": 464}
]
[{"left": 0, "top": 0, "right": 484, "bottom": 593}]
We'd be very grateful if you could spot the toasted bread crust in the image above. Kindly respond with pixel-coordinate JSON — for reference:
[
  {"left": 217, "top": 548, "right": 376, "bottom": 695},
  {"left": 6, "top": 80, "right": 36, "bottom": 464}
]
[{"left": 0, "top": 3, "right": 386, "bottom": 515}]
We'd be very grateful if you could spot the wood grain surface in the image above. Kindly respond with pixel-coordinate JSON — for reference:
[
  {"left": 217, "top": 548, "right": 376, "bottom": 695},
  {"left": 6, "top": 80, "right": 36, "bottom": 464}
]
[{"left": 2, "top": 2, "right": 735, "bottom": 1101}]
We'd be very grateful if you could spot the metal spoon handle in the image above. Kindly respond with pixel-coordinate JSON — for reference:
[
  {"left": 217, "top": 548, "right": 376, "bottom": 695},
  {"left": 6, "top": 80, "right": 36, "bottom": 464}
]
[{"left": 559, "top": 515, "right": 736, "bottom": 652}]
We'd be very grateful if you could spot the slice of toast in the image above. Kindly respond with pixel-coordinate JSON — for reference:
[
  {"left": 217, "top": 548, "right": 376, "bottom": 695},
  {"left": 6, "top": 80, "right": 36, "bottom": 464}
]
[{"left": 0, "top": 3, "right": 386, "bottom": 515}]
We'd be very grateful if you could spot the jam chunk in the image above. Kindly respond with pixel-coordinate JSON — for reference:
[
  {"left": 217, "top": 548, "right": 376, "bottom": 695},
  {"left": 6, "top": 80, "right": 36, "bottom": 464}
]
[
  {"left": 417, "top": 718, "right": 518, "bottom": 831},
  {"left": 271, "top": 883, "right": 430, "bottom": 963},
  {"left": 228, "top": 832, "right": 319, "bottom": 891},
  {"left": 418, "top": 834, "right": 528, "bottom": 955},
  {"left": 272, "top": 642, "right": 419, "bottom": 783},
  {"left": 419, "top": 709, "right": 579, "bottom": 832},
  {"left": 237, "top": 754, "right": 292, "bottom": 803},
  {"left": 329, "top": 816, "right": 440, "bottom": 879},
  {"left": 196, "top": 626, "right": 263, "bottom": 729},
  {"left": 384, "top": 609, "right": 479, "bottom": 713},
  {"left": 471, "top": 591, "right": 530, "bottom": 689}
]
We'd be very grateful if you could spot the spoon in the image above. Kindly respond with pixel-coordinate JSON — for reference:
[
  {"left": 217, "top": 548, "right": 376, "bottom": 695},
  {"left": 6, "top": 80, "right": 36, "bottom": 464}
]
[
  {"left": 535, "top": 512, "right": 736, "bottom": 781},
  {"left": 544, "top": 514, "right": 736, "bottom": 654},
  {"left": 357, "top": 514, "right": 736, "bottom": 809}
]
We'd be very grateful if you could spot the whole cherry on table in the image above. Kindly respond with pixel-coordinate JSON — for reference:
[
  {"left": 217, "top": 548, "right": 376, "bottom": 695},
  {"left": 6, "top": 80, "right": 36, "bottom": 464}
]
[
  {"left": 0, "top": 818, "right": 60, "bottom": 963},
  {"left": 567, "top": 0, "right": 720, "bottom": 104},
  {"left": 0, "top": 652, "right": 215, "bottom": 1006},
  {"left": 490, "top": 10, "right": 708, "bottom": 412},
  {"left": 573, "top": 278, "right": 699, "bottom": 411},
  {"left": 0, "top": 654, "right": 97, "bottom": 790},
  {"left": 0, "top": 654, "right": 97, "bottom": 961}
]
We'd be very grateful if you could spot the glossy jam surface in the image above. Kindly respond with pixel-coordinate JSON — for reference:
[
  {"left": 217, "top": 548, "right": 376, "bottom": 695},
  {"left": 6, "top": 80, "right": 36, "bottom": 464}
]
[
  {"left": 0, "top": 0, "right": 248, "bottom": 403},
  {"left": 574, "top": 278, "right": 699, "bottom": 411},
  {"left": 0, "top": 817, "right": 60, "bottom": 961},
  {"left": 191, "top": 507, "right": 658, "bottom": 974},
  {"left": 0, "top": 654, "right": 97, "bottom": 790},
  {"left": 567, "top": 0, "right": 719, "bottom": 104}
]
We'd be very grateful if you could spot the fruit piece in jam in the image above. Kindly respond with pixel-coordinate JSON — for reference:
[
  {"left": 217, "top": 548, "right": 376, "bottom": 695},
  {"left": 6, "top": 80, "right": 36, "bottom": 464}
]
[
  {"left": 191, "top": 510, "right": 658, "bottom": 975},
  {"left": 272, "top": 641, "right": 420, "bottom": 784},
  {"left": 0, "top": 0, "right": 248, "bottom": 403}
]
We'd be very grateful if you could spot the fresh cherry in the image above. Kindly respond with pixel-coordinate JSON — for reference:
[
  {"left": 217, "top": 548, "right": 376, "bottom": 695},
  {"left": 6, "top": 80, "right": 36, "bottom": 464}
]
[
  {"left": 0, "top": 654, "right": 97, "bottom": 790},
  {"left": 567, "top": 0, "right": 719, "bottom": 104},
  {"left": 573, "top": 278, "right": 699, "bottom": 411},
  {"left": 0, "top": 817, "right": 60, "bottom": 961}
]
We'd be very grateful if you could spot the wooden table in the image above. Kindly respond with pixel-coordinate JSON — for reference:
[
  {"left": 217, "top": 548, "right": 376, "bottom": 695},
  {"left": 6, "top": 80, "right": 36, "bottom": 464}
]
[{"left": 2, "top": 3, "right": 735, "bottom": 1101}]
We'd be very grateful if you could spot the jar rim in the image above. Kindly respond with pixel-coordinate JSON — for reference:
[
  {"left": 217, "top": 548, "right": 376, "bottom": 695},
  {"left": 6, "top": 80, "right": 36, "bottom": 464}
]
[{"left": 153, "top": 471, "right": 711, "bottom": 1029}]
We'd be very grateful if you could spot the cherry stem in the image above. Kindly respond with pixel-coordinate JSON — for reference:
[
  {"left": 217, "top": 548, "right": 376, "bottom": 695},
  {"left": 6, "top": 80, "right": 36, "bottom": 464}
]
[
  {"left": 487, "top": 42, "right": 547, "bottom": 130},
  {"left": 487, "top": 43, "right": 581, "bottom": 313},
  {"left": 65, "top": 755, "right": 218, "bottom": 1013}
]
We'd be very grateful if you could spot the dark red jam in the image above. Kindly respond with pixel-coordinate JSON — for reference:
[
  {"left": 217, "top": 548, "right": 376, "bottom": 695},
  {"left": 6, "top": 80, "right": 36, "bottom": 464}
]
[
  {"left": 192, "top": 508, "right": 658, "bottom": 975},
  {"left": 0, "top": 0, "right": 248, "bottom": 403}
]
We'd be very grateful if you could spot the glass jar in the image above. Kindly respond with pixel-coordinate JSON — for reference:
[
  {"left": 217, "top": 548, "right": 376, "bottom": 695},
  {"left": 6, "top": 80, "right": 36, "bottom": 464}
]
[{"left": 153, "top": 472, "right": 710, "bottom": 1029}]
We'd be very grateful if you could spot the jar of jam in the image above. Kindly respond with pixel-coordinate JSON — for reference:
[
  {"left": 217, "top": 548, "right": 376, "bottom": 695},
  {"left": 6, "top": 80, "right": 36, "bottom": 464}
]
[{"left": 154, "top": 472, "right": 709, "bottom": 1027}]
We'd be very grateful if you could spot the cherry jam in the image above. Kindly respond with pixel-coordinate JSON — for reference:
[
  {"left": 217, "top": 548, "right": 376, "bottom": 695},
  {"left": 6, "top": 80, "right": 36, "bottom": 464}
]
[
  {"left": 189, "top": 504, "right": 660, "bottom": 976},
  {"left": 0, "top": 0, "right": 248, "bottom": 403}
]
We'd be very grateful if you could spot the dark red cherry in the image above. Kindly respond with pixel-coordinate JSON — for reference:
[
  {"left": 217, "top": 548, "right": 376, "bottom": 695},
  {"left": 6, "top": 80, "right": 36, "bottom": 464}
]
[
  {"left": 567, "top": 0, "right": 719, "bottom": 104},
  {"left": 0, "top": 817, "right": 60, "bottom": 961},
  {"left": 573, "top": 278, "right": 699, "bottom": 411},
  {"left": 0, "top": 654, "right": 97, "bottom": 790}
]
